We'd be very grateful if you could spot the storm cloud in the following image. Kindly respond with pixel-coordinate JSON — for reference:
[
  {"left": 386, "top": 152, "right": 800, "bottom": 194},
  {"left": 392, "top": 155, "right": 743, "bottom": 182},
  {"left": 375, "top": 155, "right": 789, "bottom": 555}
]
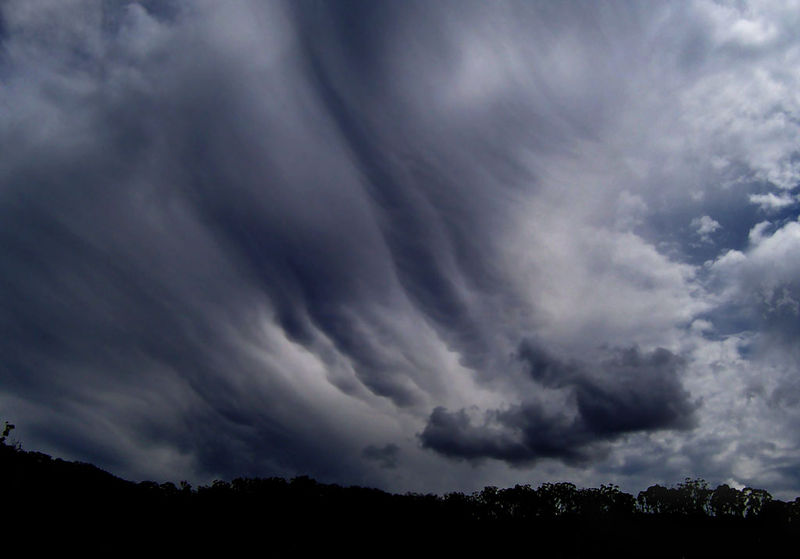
[
  {"left": 420, "top": 345, "right": 697, "bottom": 464},
  {"left": 1, "top": 0, "right": 800, "bottom": 496}
]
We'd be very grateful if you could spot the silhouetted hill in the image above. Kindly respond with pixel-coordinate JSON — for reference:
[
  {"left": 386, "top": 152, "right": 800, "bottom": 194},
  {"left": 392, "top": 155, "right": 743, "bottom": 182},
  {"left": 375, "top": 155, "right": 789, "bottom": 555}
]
[{"left": 2, "top": 427, "right": 798, "bottom": 556}]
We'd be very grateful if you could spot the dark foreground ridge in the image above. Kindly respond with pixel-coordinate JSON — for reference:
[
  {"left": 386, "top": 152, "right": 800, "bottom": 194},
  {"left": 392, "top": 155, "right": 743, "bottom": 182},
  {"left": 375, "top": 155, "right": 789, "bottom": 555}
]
[{"left": 2, "top": 422, "right": 798, "bottom": 556}]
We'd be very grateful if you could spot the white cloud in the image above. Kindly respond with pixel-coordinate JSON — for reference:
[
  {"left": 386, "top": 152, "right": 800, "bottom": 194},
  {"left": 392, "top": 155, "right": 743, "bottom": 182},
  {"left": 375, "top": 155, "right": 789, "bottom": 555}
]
[
  {"left": 692, "top": 215, "right": 722, "bottom": 242},
  {"left": 749, "top": 192, "right": 798, "bottom": 211}
]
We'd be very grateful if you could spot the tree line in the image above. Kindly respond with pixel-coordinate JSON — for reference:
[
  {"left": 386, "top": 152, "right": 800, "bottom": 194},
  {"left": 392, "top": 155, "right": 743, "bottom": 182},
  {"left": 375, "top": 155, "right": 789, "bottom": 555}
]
[{"left": 3, "top": 421, "right": 798, "bottom": 556}]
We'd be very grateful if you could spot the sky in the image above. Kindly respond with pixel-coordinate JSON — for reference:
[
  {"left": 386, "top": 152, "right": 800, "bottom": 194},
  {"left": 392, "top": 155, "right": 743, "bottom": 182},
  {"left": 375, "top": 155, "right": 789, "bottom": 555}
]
[{"left": 2, "top": 0, "right": 800, "bottom": 498}]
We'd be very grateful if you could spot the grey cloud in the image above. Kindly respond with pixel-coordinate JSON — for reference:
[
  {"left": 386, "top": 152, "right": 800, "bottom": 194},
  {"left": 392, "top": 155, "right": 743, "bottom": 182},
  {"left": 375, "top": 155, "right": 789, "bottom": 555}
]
[
  {"left": 574, "top": 347, "right": 697, "bottom": 435},
  {"left": 749, "top": 192, "right": 798, "bottom": 212},
  {"left": 707, "top": 219, "right": 800, "bottom": 345},
  {"left": 0, "top": 0, "right": 416, "bottom": 483},
  {"left": 420, "top": 346, "right": 697, "bottom": 465},
  {"left": 519, "top": 344, "right": 698, "bottom": 436},
  {"left": 2, "top": 0, "right": 554, "bottom": 485},
  {"left": 419, "top": 405, "right": 588, "bottom": 466},
  {"left": 362, "top": 443, "right": 400, "bottom": 470},
  {"left": 3, "top": 0, "right": 800, "bottom": 498}
]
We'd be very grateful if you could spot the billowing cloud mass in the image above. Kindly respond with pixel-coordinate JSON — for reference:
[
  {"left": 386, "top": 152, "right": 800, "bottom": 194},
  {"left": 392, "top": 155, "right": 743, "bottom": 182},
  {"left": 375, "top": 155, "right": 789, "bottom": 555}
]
[
  {"left": 421, "top": 345, "right": 697, "bottom": 465},
  {"left": 1, "top": 0, "right": 800, "bottom": 497}
]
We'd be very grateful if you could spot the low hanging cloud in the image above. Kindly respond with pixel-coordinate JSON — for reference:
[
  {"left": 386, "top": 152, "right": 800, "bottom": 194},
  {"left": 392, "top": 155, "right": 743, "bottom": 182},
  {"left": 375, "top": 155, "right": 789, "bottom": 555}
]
[{"left": 420, "top": 345, "right": 698, "bottom": 465}]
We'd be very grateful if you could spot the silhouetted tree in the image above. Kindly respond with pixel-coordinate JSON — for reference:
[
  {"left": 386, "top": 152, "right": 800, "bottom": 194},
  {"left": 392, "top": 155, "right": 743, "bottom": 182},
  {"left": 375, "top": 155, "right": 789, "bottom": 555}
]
[
  {"left": 637, "top": 479, "right": 714, "bottom": 516},
  {"left": 442, "top": 491, "right": 473, "bottom": 520},
  {"left": 638, "top": 484, "right": 671, "bottom": 514},
  {"left": 789, "top": 497, "right": 800, "bottom": 524},
  {"left": 501, "top": 484, "right": 539, "bottom": 520},
  {"left": 537, "top": 482, "right": 578, "bottom": 516},
  {"left": 675, "top": 478, "right": 712, "bottom": 516},
  {"left": 474, "top": 485, "right": 506, "bottom": 519},
  {"left": 742, "top": 487, "right": 772, "bottom": 518},
  {"left": 577, "top": 484, "right": 635, "bottom": 517},
  {"left": 1, "top": 421, "right": 17, "bottom": 449},
  {"left": 710, "top": 484, "right": 746, "bottom": 517}
]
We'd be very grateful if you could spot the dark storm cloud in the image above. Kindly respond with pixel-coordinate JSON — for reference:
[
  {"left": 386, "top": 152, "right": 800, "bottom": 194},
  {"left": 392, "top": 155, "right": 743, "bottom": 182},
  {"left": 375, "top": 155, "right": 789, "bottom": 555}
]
[
  {"left": 285, "top": 0, "right": 538, "bottom": 373},
  {"left": 362, "top": 443, "right": 400, "bottom": 470},
  {"left": 0, "top": 0, "right": 553, "bottom": 484},
  {"left": 3, "top": 0, "right": 800, "bottom": 497},
  {"left": 420, "top": 345, "right": 697, "bottom": 465},
  {"left": 0, "top": 0, "right": 419, "bottom": 482},
  {"left": 572, "top": 347, "right": 697, "bottom": 435},
  {"left": 420, "top": 405, "right": 592, "bottom": 466}
]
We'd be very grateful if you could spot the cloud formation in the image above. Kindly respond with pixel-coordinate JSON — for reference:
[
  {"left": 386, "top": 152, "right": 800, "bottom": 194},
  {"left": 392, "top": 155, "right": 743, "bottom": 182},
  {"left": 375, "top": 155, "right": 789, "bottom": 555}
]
[
  {"left": 421, "top": 345, "right": 697, "bottom": 465},
  {"left": 1, "top": 0, "right": 799, "bottom": 496}
]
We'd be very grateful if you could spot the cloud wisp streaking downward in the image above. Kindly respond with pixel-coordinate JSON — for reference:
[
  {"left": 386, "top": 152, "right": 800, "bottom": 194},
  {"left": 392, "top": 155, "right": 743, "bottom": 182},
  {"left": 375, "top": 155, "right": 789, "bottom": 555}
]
[{"left": 1, "top": 0, "right": 800, "bottom": 496}]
